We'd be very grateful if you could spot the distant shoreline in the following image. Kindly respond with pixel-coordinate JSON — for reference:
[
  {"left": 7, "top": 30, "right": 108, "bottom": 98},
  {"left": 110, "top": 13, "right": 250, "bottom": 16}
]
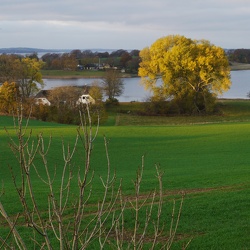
[
  {"left": 42, "top": 75, "right": 103, "bottom": 79},
  {"left": 41, "top": 62, "right": 250, "bottom": 79},
  {"left": 230, "top": 62, "right": 250, "bottom": 71}
]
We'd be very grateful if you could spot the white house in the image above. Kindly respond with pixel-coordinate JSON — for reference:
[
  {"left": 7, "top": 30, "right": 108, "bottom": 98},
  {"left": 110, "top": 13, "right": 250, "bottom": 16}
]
[
  {"left": 34, "top": 90, "right": 51, "bottom": 106},
  {"left": 76, "top": 94, "right": 95, "bottom": 105},
  {"left": 35, "top": 97, "right": 51, "bottom": 106}
]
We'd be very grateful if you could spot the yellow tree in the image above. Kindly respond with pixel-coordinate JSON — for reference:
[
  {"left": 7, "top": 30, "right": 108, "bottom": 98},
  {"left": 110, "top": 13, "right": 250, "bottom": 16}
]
[
  {"left": 0, "top": 81, "right": 19, "bottom": 113},
  {"left": 18, "top": 57, "right": 44, "bottom": 97},
  {"left": 139, "top": 35, "right": 231, "bottom": 113},
  {"left": 89, "top": 80, "right": 103, "bottom": 103}
]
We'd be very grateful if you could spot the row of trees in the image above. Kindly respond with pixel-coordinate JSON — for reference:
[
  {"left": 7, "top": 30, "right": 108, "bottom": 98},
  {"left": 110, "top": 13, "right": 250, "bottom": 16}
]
[
  {"left": 227, "top": 49, "right": 250, "bottom": 63},
  {"left": 41, "top": 49, "right": 140, "bottom": 73}
]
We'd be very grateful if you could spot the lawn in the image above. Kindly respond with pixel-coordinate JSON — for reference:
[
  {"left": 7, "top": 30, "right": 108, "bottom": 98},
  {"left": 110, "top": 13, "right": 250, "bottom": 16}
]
[{"left": 1, "top": 101, "right": 250, "bottom": 249}]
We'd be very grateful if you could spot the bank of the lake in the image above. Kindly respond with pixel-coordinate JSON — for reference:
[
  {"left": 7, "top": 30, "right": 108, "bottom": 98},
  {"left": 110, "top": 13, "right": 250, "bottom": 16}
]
[
  {"left": 41, "top": 69, "right": 137, "bottom": 79},
  {"left": 42, "top": 70, "right": 250, "bottom": 102},
  {"left": 41, "top": 62, "right": 250, "bottom": 79},
  {"left": 230, "top": 62, "right": 250, "bottom": 71}
]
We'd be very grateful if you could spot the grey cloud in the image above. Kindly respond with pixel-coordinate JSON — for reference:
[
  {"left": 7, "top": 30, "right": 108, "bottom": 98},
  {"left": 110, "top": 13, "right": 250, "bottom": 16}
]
[{"left": 0, "top": 0, "right": 250, "bottom": 49}]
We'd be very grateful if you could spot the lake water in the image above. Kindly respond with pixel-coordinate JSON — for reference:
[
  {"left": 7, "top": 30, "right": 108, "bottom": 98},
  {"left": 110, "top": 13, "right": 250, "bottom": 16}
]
[
  {"left": 42, "top": 70, "right": 250, "bottom": 102},
  {"left": 220, "top": 70, "right": 250, "bottom": 99}
]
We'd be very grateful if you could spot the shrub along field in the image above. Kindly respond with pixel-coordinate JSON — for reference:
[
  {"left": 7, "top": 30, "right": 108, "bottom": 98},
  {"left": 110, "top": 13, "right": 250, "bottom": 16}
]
[{"left": 1, "top": 100, "right": 250, "bottom": 249}]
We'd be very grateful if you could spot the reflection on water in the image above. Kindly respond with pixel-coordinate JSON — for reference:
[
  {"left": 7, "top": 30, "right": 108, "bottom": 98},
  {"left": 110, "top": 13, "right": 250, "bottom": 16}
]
[{"left": 43, "top": 70, "right": 250, "bottom": 102}]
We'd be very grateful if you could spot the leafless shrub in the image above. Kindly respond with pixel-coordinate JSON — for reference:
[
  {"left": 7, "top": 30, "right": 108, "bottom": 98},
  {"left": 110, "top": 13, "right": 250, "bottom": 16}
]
[{"left": 0, "top": 102, "right": 189, "bottom": 249}]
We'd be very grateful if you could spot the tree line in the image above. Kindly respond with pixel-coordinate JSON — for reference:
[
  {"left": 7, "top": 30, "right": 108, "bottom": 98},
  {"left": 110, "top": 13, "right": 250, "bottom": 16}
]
[
  {"left": 40, "top": 49, "right": 140, "bottom": 73},
  {"left": 0, "top": 48, "right": 141, "bottom": 73},
  {"left": 227, "top": 49, "right": 250, "bottom": 64}
]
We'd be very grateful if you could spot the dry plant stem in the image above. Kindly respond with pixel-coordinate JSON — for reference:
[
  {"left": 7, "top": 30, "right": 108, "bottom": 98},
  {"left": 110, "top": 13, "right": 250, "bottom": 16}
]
[
  {"left": 166, "top": 195, "right": 184, "bottom": 249},
  {"left": 72, "top": 108, "right": 95, "bottom": 249},
  {"left": 58, "top": 137, "right": 78, "bottom": 248},
  {"left": 76, "top": 108, "right": 122, "bottom": 249},
  {"left": 128, "top": 155, "right": 156, "bottom": 250},
  {"left": 5, "top": 104, "right": 53, "bottom": 249},
  {"left": 0, "top": 204, "right": 25, "bottom": 249},
  {"left": 39, "top": 132, "right": 78, "bottom": 249},
  {"left": 151, "top": 165, "right": 164, "bottom": 249},
  {"left": 97, "top": 137, "right": 123, "bottom": 249},
  {"left": 114, "top": 190, "right": 126, "bottom": 250}
]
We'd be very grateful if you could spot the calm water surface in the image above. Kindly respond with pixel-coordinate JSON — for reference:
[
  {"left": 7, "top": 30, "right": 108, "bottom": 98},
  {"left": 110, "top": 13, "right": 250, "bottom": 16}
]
[
  {"left": 220, "top": 70, "right": 250, "bottom": 99},
  {"left": 43, "top": 70, "right": 250, "bottom": 102}
]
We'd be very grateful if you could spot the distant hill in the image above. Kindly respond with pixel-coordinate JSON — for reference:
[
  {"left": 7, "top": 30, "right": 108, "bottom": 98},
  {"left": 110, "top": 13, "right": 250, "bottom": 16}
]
[
  {"left": 0, "top": 47, "right": 120, "bottom": 54},
  {"left": 0, "top": 47, "right": 70, "bottom": 54}
]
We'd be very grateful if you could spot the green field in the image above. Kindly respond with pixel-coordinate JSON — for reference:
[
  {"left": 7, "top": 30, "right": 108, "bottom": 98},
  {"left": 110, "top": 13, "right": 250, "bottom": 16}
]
[
  {"left": 41, "top": 69, "right": 107, "bottom": 78},
  {"left": 1, "top": 100, "right": 250, "bottom": 248},
  {"left": 41, "top": 69, "right": 136, "bottom": 78}
]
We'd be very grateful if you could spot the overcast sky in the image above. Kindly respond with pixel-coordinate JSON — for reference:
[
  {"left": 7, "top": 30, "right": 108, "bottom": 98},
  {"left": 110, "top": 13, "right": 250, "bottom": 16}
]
[{"left": 0, "top": 0, "right": 249, "bottom": 51}]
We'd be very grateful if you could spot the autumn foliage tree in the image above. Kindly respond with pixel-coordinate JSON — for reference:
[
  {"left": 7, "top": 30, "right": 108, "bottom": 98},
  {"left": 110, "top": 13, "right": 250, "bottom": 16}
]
[
  {"left": 89, "top": 80, "right": 103, "bottom": 103},
  {"left": 0, "top": 81, "right": 19, "bottom": 113},
  {"left": 0, "top": 55, "right": 44, "bottom": 98},
  {"left": 139, "top": 35, "right": 231, "bottom": 114},
  {"left": 18, "top": 57, "right": 44, "bottom": 97},
  {"left": 102, "top": 69, "right": 124, "bottom": 102}
]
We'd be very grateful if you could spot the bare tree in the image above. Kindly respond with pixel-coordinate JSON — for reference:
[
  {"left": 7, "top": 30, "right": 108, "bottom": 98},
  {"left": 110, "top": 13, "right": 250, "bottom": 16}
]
[{"left": 102, "top": 69, "right": 124, "bottom": 101}]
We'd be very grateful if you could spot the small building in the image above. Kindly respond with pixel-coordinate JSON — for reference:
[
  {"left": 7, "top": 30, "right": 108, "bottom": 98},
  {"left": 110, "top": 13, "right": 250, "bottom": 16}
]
[
  {"left": 76, "top": 94, "right": 95, "bottom": 105},
  {"left": 35, "top": 97, "right": 51, "bottom": 106},
  {"left": 84, "top": 63, "right": 98, "bottom": 70},
  {"left": 34, "top": 90, "right": 51, "bottom": 106}
]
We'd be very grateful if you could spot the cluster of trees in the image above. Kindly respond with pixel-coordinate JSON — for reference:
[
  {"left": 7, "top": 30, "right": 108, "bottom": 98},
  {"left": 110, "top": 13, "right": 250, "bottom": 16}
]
[
  {"left": 0, "top": 54, "right": 44, "bottom": 97},
  {"left": 0, "top": 52, "right": 124, "bottom": 123},
  {"left": 41, "top": 49, "right": 140, "bottom": 73},
  {"left": 0, "top": 54, "right": 44, "bottom": 113},
  {"left": 227, "top": 49, "right": 250, "bottom": 63},
  {"left": 33, "top": 83, "right": 106, "bottom": 124},
  {"left": 32, "top": 69, "right": 124, "bottom": 124}
]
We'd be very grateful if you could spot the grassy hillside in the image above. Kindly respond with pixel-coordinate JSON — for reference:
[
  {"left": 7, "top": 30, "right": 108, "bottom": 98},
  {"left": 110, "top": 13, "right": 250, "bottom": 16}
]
[{"left": 1, "top": 100, "right": 250, "bottom": 248}]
